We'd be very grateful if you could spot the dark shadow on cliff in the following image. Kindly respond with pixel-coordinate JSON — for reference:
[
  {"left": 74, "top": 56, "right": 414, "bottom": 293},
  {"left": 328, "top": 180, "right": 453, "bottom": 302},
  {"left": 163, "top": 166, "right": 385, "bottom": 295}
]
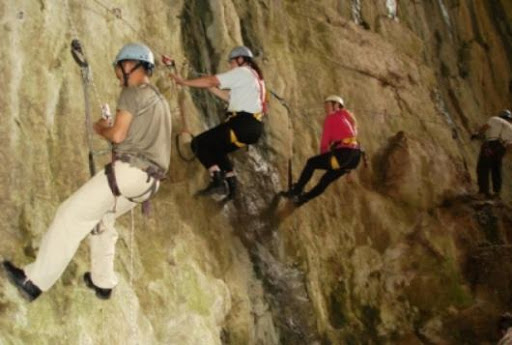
[{"left": 224, "top": 178, "right": 321, "bottom": 345}]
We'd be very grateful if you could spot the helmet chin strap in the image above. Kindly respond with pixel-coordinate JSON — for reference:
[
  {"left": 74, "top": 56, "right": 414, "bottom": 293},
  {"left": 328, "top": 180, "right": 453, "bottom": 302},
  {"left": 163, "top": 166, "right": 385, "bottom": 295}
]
[{"left": 120, "top": 62, "right": 142, "bottom": 86}]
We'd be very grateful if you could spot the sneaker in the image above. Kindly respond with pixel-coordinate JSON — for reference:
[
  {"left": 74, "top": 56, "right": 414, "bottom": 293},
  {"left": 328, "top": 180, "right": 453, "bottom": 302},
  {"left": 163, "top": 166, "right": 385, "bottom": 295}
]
[
  {"left": 2, "top": 261, "right": 42, "bottom": 302},
  {"left": 196, "top": 171, "right": 227, "bottom": 196},
  {"left": 83, "top": 272, "right": 112, "bottom": 300}
]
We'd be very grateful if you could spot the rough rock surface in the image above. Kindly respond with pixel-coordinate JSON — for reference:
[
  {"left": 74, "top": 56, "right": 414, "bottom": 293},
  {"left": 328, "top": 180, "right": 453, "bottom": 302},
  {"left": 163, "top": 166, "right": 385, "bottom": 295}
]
[{"left": 0, "top": 1, "right": 511, "bottom": 344}]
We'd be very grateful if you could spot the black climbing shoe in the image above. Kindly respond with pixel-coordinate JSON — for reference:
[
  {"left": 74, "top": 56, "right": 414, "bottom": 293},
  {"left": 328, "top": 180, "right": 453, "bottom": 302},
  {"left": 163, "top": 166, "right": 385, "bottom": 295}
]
[
  {"left": 196, "top": 171, "right": 227, "bottom": 196},
  {"left": 281, "top": 183, "right": 301, "bottom": 198},
  {"left": 292, "top": 194, "right": 308, "bottom": 207},
  {"left": 3, "top": 261, "right": 42, "bottom": 302},
  {"left": 83, "top": 272, "right": 112, "bottom": 300},
  {"left": 473, "top": 192, "right": 492, "bottom": 201},
  {"left": 492, "top": 192, "right": 501, "bottom": 200},
  {"left": 224, "top": 175, "right": 238, "bottom": 201}
]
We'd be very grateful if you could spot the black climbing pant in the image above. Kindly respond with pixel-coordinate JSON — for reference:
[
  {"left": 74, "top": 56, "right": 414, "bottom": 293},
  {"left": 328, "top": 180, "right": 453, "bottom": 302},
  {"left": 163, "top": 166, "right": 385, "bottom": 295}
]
[
  {"left": 295, "top": 147, "right": 361, "bottom": 202},
  {"left": 191, "top": 112, "right": 263, "bottom": 172},
  {"left": 476, "top": 140, "right": 506, "bottom": 195}
]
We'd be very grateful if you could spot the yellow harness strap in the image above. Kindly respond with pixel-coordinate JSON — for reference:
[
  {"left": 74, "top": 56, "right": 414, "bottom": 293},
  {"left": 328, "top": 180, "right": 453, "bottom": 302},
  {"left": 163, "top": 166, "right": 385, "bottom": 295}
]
[
  {"left": 330, "top": 137, "right": 359, "bottom": 169},
  {"left": 342, "top": 137, "right": 358, "bottom": 146},
  {"left": 227, "top": 112, "right": 263, "bottom": 147},
  {"left": 330, "top": 155, "right": 341, "bottom": 170},
  {"left": 230, "top": 130, "right": 246, "bottom": 148},
  {"left": 225, "top": 112, "right": 264, "bottom": 122}
]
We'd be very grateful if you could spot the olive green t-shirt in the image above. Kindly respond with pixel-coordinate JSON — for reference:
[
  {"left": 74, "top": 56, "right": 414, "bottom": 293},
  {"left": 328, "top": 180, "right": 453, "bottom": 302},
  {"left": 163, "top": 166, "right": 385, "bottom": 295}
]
[{"left": 115, "top": 84, "right": 172, "bottom": 172}]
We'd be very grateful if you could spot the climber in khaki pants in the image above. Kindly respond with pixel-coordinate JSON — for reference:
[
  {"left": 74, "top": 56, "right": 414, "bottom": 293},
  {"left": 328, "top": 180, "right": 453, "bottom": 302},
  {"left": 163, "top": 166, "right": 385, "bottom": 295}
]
[{"left": 3, "top": 43, "right": 172, "bottom": 301}]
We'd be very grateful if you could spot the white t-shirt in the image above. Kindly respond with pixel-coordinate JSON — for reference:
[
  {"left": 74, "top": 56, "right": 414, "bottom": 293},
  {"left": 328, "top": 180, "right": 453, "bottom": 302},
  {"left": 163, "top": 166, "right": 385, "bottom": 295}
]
[
  {"left": 216, "top": 66, "right": 265, "bottom": 114},
  {"left": 486, "top": 116, "right": 512, "bottom": 144}
]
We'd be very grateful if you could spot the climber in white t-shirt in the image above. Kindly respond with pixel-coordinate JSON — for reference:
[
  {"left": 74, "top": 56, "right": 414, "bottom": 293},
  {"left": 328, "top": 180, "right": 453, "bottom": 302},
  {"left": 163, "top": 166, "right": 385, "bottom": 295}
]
[{"left": 167, "top": 46, "right": 266, "bottom": 201}]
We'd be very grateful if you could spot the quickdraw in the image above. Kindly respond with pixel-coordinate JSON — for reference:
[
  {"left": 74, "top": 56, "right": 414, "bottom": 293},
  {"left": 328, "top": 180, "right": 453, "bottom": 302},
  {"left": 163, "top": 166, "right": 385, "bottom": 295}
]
[
  {"left": 70, "top": 39, "right": 96, "bottom": 177},
  {"left": 162, "top": 56, "right": 197, "bottom": 162},
  {"left": 70, "top": 39, "right": 114, "bottom": 235}
]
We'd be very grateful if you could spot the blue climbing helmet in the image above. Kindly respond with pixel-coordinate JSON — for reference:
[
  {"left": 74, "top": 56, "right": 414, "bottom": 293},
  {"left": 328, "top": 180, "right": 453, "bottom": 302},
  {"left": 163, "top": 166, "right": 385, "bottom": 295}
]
[
  {"left": 228, "top": 46, "right": 253, "bottom": 60},
  {"left": 113, "top": 43, "right": 155, "bottom": 71},
  {"left": 498, "top": 109, "right": 512, "bottom": 121}
]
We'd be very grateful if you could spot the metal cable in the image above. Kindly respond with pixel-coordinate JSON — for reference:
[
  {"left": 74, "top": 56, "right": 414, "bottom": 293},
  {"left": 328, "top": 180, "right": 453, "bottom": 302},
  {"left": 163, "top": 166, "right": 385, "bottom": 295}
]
[{"left": 65, "top": 0, "right": 111, "bottom": 158}]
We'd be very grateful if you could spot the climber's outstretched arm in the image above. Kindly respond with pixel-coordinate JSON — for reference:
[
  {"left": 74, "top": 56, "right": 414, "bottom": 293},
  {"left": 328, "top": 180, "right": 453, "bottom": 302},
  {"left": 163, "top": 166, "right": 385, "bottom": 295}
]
[{"left": 208, "top": 87, "right": 230, "bottom": 102}]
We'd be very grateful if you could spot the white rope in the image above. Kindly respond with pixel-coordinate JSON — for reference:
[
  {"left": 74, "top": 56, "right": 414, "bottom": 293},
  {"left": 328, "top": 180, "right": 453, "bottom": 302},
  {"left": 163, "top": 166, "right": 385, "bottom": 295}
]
[{"left": 129, "top": 208, "right": 139, "bottom": 345}]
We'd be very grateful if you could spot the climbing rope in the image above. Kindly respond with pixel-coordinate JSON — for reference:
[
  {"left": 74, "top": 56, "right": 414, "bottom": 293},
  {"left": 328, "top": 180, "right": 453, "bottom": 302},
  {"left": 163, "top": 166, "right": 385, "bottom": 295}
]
[{"left": 129, "top": 208, "right": 138, "bottom": 345}]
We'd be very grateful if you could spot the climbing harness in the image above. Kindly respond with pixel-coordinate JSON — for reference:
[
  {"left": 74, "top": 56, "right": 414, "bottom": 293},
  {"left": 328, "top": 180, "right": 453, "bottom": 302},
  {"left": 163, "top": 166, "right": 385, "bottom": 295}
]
[
  {"left": 225, "top": 111, "right": 264, "bottom": 122},
  {"left": 248, "top": 67, "right": 268, "bottom": 114},
  {"left": 329, "top": 148, "right": 361, "bottom": 170},
  {"left": 104, "top": 154, "right": 165, "bottom": 212},
  {"left": 330, "top": 137, "right": 359, "bottom": 149},
  {"left": 224, "top": 111, "right": 264, "bottom": 148}
]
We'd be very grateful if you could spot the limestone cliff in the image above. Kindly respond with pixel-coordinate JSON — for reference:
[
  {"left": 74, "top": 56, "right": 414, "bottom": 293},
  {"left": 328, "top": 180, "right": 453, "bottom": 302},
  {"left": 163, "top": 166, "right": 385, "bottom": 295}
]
[{"left": 1, "top": 1, "right": 511, "bottom": 344}]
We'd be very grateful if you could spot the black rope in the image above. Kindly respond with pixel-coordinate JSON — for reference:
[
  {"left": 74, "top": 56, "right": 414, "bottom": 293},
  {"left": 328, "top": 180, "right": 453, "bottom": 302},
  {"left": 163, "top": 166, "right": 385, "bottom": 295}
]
[{"left": 175, "top": 132, "right": 196, "bottom": 162}]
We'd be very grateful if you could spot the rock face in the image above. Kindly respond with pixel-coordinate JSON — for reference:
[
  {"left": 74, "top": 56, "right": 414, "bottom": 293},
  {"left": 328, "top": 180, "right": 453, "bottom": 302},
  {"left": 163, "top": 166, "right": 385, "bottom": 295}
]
[{"left": 0, "top": 1, "right": 511, "bottom": 344}]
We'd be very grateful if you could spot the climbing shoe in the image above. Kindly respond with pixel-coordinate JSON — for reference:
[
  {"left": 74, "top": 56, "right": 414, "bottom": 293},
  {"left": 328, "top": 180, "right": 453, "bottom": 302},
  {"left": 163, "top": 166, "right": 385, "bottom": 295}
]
[
  {"left": 3, "top": 261, "right": 42, "bottom": 302},
  {"left": 473, "top": 192, "right": 492, "bottom": 201},
  {"left": 196, "top": 171, "right": 227, "bottom": 196},
  {"left": 83, "top": 272, "right": 112, "bottom": 300},
  {"left": 491, "top": 192, "right": 501, "bottom": 200},
  {"left": 281, "top": 183, "right": 301, "bottom": 198},
  {"left": 224, "top": 175, "right": 238, "bottom": 201},
  {"left": 292, "top": 194, "right": 308, "bottom": 207}
]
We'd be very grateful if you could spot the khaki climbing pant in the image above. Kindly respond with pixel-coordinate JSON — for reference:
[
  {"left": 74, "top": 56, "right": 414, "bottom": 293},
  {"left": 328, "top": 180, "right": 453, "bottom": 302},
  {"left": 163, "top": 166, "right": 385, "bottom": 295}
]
[{"left": 24, "top": 161, "right": 159, "bottom": 291}]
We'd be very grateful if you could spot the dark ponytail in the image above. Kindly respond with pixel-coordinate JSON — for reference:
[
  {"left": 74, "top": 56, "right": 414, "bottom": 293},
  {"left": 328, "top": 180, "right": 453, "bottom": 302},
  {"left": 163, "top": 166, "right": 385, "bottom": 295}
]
[{"left": 242, "top": 57, "right": 263, "bottom": 80}]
